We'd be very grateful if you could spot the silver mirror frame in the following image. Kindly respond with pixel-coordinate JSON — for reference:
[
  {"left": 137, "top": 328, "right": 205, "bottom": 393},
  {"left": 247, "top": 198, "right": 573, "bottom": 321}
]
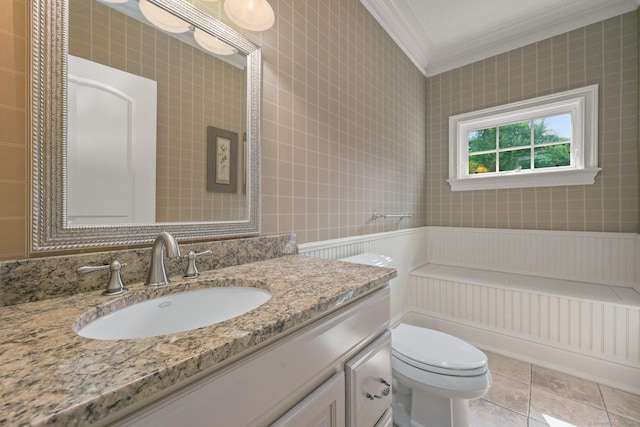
[{"left": 30, "top": 0, "right": 262, "bottom": 251}]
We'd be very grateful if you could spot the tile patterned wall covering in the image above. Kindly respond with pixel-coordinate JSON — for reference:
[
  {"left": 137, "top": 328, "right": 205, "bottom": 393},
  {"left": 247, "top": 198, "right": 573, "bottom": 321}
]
[
  {"left": 168, "top": 0, "right": 429, "bottom": 244},
  {"left": 2, "top": 1, "right": 638, "bottom": 261},
  {"left": 426, "top": 12, "right": 639, "bottom": 232},
  {"left": 0, "top": 0, "right": 27, "bottom": 260},
  {"left": 68, "top": 0, "right": 247, "bottom": 223},
  {"left": 256, "top": 0, "right": 428, "bottom": 244},
  {"left": 0, "top": 0, "right": 427, "bottom": 260}
]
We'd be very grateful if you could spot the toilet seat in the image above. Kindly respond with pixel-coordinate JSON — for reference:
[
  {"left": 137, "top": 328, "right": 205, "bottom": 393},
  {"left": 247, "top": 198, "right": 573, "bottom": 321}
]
[{"left": 392, "top": 324, "right": 488, "bottom": 377}]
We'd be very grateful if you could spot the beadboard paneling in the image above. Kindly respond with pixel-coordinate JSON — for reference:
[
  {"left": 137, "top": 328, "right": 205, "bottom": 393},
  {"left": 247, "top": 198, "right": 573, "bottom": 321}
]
[
  {"left": 409, "top": 274, "right": 640, "bottom": 365},
  {"left": 426, "top": 227, "right": 639, "bottom": 287},
  {"left": 298, "top": 227, "right": 428, "bottom": 319}
]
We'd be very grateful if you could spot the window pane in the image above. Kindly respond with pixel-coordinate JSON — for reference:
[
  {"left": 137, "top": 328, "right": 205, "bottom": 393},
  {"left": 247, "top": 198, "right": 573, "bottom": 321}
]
[
  {"left": 499, "top": 149, "right": 531, "bottom": 172},
  {"left": 468, "top": 128, "right": 496, "bottom": 153},
  {"left": 499, "top": 121, "right": 531, "bottom": 149},
  {"left": 534, "top": 144, "right": 571, "bottom": 168},
  {"left": 469, "top": 153, "right": 496, "bottom": 174},
  {"left": 534, "top": 114, "right": 571, "bottom": 144}
]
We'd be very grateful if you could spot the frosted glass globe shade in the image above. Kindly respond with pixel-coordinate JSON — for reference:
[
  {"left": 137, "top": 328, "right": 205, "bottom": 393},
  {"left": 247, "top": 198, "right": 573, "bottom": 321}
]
[
  {"left": 139, "top": 0, "right": 190, "bottom": 33},
  {"left": 193, "top": 28, "right": 238, "bottom": 56},
  {"left": 224, "top": 0, "right": 274, "bottom": 32}
]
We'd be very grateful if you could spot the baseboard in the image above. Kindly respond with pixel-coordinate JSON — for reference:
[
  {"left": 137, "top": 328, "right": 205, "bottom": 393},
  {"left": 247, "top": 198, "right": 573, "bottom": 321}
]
[{"left": 398, "top": 310, "right": 640, "bottom": 396}]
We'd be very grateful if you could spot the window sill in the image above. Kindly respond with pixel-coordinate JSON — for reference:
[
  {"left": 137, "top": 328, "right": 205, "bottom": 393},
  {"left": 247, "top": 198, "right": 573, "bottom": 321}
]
[{"left": 447, "top": 167, "right": 601, "bottom": 191}]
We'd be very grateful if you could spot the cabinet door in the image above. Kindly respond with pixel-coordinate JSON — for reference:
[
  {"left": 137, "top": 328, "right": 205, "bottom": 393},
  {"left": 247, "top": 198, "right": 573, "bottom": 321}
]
[
  {"left": 271, "top": 372, "right": 345, "bottom": 427},
  {"left": 345, "top": 330, "right": 392, "bottom": 427},
  {"left": 374, "top": 408, "right": 393, "bottom": 427}
]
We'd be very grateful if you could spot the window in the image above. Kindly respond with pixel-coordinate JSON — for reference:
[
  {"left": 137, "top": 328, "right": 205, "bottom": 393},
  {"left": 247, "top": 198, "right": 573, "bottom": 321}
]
[{"left": 448, "top": 85, "right": 600, "bottom": 191}]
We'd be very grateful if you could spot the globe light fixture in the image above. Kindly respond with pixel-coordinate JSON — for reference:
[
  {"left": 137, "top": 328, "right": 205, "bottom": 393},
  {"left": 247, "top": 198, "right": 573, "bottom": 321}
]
[
  {"left": 139, "top": 0, "right": 190, "bottom": 33},
  {"left": 193, "top": 28, "right": 238, "bottom": 56},
  {"left": 224, "top": 0, "right": 274, "bottom": 32}
]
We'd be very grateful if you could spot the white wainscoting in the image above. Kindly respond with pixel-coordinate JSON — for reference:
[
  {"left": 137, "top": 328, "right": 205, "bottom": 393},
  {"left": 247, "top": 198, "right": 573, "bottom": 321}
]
[
  {"left": 407, "top": 227, "right": 640, "bottom": 394},
  {"left": 298, "top": 227, "right": 640, "bottom": 393},
  {"left": 298, "top": 227, "right": 428, "bottom": 320},
  {"left": 407, "top": 275, "right": 640, "bottom": 392},
  {"left": 426, "top": 226, "right": 639, "bottom": 288}
]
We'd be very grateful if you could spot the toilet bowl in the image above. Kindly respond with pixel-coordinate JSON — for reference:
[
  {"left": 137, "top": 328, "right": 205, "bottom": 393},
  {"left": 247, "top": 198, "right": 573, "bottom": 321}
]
[
  {"left": 337, "top": 253, "right": 491, "bottom": 427},
  {"left": 391, "top": 323, "right": 491, "bottom": 427}
]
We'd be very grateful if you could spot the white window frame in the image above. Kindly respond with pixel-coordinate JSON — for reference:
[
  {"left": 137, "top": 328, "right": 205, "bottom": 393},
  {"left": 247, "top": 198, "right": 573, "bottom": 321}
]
[{"left": 448, "top": 85, "right": 600, "bottom": 191}]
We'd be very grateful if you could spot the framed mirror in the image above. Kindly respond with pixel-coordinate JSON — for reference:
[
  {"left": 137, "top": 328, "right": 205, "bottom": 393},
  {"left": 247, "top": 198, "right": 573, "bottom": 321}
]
[{"left": 31, "top": 0, "right": 262, "bottom": 251}]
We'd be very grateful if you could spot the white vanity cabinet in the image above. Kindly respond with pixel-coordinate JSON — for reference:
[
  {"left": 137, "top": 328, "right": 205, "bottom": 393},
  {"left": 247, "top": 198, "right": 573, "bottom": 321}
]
[
  {"left": 272, "top": 330, "right": 392, "bottom": 427},
  {"left": 374, "top": 408, "right": 394, "bottom": 427},
  {"left": 111, "top": 285, "right": 391, "bottom": 427},
  {"left": 345, "top": 331, "right": 392, "bottom": 427},
  {"left": 271, "top": 372, "right": 346, "bottom": 427}
]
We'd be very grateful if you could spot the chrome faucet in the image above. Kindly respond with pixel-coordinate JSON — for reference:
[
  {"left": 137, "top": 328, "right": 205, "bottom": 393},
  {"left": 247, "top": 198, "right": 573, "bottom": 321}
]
[
  {"left": 145, "top": 231, "right": 181, "bottom": 286},
  {"left": 78, "top": 259, "right": 128, "bottom": 296}
]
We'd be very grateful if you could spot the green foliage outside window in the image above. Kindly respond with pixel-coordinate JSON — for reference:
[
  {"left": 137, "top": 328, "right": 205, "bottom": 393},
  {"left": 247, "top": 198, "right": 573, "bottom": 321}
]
[
  {"left": 469, "top": 153, "right": 496, "bottom": 173},
  {"left": 499, "top": 122, "right": 531, "bottom": 148},
  {"left": 499, "top": 148, "right": 531, "bottom": 172},
  {"left": 467, "top": 115, "right": 571, "bottom": 175},
  {"left": 468, "top": 128, "right": 496, "bottom": 153},
  {"left": 534, "top": 144, "right": 571, "bottom": 168}
]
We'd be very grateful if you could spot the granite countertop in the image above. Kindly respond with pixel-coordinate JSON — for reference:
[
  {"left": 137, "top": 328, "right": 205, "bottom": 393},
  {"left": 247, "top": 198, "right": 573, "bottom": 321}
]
[{"left": 0, "top": 255, "right": 396, "bottom": 426}]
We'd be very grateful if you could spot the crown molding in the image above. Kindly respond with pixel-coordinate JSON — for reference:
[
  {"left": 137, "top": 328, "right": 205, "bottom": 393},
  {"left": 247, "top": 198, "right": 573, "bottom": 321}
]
[
  {"left": 359, "top": 0, "right": 432, "bottom": 77},
  {"left": 360, "top": 0, "right": 639, "bottom": 77},
  {"left": 425, "top": 0, "right": 638, "bottom": 76}
]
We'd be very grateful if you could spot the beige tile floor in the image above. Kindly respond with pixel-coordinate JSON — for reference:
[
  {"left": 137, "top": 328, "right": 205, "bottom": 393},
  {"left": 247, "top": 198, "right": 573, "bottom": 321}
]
[{"left": 467, "top": 350, "right": 640, "bottom": 427}]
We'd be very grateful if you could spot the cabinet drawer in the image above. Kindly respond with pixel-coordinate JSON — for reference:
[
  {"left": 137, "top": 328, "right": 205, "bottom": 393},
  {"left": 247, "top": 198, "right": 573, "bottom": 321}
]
[
  {"left": 271, "top": 372, "right": 345, "bottom": 427},
  {"left": 345, "top": 330, "right": 392, "bottom": 427}
]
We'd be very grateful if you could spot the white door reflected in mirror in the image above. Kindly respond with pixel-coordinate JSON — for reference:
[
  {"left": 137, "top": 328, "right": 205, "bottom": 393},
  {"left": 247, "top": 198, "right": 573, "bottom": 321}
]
[{"left": 67, "top": 55, "right": 157, "bottom": 225}]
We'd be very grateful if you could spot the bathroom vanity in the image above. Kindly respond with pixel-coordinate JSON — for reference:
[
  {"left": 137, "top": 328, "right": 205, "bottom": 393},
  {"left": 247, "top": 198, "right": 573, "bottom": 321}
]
[
  {"left": 111, "top": 281, "right": 392, "bottom": 427},
  {"left": 19, "top": 0, "right": 397, "bottom": 423},
  {"left": 0, "top": 255, "right": 395, "bottom": 426}
]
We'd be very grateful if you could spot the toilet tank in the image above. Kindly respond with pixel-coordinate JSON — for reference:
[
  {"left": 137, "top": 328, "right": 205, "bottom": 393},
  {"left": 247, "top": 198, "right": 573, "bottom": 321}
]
[{"left": 339, "top": 253, "right": 393, "bottom": 268}]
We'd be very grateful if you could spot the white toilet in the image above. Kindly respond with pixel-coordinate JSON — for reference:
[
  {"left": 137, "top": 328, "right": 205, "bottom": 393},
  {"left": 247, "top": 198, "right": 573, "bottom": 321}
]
[
  {"left": 338, "top": 253, "right": 492, "bottom": 427},
  {"left": 391, "top": 323, "right": 491, "bottom": 427}
]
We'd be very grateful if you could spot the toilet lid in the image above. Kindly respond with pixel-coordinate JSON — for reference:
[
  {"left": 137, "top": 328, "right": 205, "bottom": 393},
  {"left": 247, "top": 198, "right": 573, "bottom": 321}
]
[{"left": 391, "top": 324, "right": 488, "bottom": 376}]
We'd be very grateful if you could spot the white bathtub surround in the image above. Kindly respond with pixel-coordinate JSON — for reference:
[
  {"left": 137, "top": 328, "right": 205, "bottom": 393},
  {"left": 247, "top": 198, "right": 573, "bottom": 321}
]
[
  {"left": 409, "top": 227, "right": 640, "bottom": 395},
  {"left": 300, "top": 226, "right": 640, "bottom": 395},
  {"left": 424, "top": 227, "right": 639, "bottom": 290}
]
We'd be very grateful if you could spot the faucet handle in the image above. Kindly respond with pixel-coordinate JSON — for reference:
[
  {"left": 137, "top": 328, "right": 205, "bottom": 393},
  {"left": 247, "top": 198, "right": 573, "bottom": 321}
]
[
  {"left": 78, "top": 260, "right": 128, "bottom": 296},
  {"left": 182, "top": 250, "right": 213, "bottom": 278}
]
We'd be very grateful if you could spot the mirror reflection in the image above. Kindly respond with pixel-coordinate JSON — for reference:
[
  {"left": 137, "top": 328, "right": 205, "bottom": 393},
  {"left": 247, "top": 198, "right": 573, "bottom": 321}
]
[{"left": 67, "top": 0, "right": 248, "bottom": 226}]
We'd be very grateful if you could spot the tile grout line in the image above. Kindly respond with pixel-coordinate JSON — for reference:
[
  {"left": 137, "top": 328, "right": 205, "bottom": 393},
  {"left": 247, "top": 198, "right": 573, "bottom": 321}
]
[
  {"left": 478, "top": 352, "right": 640, "bottom": 426},
  {"left": 597, "top": 383, "right": 614, "bottom": 427},
  {"left": 527, "top": 362, "right": 533, "bottom": 426},
  {"left": 530, "top": 363, "right": 611, "bottom": 412},
  {"left": 484, "top": 400, "right": 530, "bottom": 421}
]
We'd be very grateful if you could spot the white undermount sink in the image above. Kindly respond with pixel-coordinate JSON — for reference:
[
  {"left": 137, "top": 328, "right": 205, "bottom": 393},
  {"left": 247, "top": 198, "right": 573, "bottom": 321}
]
[{"left": 76, "top": 287, "right": 272, "bottom": 340}]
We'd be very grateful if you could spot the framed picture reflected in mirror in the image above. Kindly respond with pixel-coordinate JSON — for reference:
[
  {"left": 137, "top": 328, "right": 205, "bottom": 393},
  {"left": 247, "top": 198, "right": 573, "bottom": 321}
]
[{"left": 207, "top": 126, "right": 238, "bottom": 193}]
